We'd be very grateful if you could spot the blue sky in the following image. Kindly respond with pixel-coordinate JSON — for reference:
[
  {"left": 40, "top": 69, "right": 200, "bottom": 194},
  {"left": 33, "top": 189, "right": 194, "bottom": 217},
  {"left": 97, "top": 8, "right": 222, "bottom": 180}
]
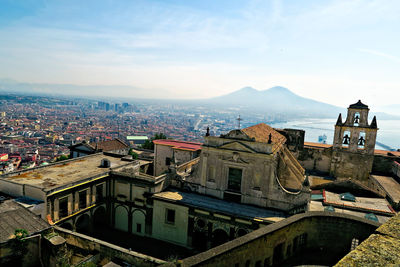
[{"left": 0, "top": 0, "right": 399, "bottom": 107}]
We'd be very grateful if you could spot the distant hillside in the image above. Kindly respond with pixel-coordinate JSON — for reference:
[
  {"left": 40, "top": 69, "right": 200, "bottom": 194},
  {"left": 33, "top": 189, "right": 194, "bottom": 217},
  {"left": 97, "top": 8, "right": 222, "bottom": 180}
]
[
  {"left": 377, "top": 104, "right": 400, "bottom": 117},
  {"left": 0, "top": 78, "right": 157, "bottom": 98},
  {"left": 207, "top": 86, "right": 343, "bottom": 117}
]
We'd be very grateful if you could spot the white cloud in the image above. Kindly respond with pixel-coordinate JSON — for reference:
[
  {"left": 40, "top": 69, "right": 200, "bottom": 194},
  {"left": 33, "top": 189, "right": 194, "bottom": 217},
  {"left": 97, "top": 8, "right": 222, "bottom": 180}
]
[{"left": 359, "top": 48, "right": 400, "bottom": 63}]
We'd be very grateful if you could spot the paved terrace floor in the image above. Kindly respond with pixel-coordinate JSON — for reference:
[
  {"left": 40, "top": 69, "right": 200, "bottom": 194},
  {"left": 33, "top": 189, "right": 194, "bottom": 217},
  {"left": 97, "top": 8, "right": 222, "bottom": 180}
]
[
  {"left": 0, "top": 154, "right": 135, "bottom": 192},
  {"left": 153, "top": 190, "right": 286, "bottom": 223}
]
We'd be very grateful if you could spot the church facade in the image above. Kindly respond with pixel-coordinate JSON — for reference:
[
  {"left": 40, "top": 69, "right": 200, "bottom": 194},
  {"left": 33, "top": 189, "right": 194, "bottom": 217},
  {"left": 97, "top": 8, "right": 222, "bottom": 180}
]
[{"left": 178, "top": 123, "right": 310, "bottom": 212}]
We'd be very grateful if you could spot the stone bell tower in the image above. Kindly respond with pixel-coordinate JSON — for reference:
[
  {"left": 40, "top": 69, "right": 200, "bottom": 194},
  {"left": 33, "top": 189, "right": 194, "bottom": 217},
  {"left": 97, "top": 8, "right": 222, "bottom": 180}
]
[{"left": 330, "top": 100, "right": 378, "bottom": 181}]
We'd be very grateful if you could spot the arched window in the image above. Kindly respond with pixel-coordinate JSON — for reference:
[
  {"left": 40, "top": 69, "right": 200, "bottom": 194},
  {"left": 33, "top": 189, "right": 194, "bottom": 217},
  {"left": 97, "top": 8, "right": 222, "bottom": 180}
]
[
  {"left": 342, "top": 130, "right": 351, "bottom": 148},
  {"left": 354, "top": 112, "right": 360, "bottom": 126},
  {"left": 358, "top": 132, "right": 366, "bottom": 149}
]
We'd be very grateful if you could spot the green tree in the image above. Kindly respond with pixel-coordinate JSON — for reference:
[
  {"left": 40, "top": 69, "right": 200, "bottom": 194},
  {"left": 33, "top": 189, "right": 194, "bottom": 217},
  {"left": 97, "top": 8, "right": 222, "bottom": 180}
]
[
  {"left": 55, "top": 155, "right": 70, "bottom": 162},
  {"left": 142, "top": 133, "right": 167, "bottom": 150},
  {"left": 128, "top": 148, "right": 138, "bottom": 159}
]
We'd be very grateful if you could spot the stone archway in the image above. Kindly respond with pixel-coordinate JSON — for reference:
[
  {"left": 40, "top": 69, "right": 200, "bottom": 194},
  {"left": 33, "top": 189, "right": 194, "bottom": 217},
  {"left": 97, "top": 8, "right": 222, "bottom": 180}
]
[
  {"left": 132, "top": 209, "right": 146, "bottom": 235},
  {"left": 93, "top": 206, "right": 106, "bottom": 225},
  {"left": 93, "top": 206, "right": 107, "bottom": 232},
  {"left": 212, "top": 229, "right": 229, "bottom": 247},
  {"left": 75, "top": 213, "right": 90, "bottom": 234},
  {"left": 115, "top": 205, "right": 129, "bottom": 232}
]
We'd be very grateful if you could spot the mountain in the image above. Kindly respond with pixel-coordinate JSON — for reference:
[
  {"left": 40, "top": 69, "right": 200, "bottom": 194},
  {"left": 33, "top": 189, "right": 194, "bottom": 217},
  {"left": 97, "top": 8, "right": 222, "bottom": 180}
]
[
  {"left": 376, "top": 104, "right": 400, "bottom": 117},
  {"left": 207, "top": 86, "right": 343, "bottom": 117},
  {"left": 0, "top": 79, "right": 161, "bottom": 99}
]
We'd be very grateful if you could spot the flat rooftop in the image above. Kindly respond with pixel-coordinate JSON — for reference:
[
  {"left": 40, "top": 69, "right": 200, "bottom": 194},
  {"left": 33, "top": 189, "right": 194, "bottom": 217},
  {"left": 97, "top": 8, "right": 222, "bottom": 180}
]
[
  {"left": 0, "top": 153, "right": 135, "bottom": 192},
  {"left": 323, "top": 191, "right": 394, "bottom": 216},
  {"left": 153, "top": 140, "right": 202, "bottom": 151},
  {"left": 371, "top": 175, "right": 400, "bottom": 204},
  {"left": 309, "top": 200, "right": 391, "bottom": 224},
  {"left": 153, "top": 190, "right": 286, "bottom": 223}
]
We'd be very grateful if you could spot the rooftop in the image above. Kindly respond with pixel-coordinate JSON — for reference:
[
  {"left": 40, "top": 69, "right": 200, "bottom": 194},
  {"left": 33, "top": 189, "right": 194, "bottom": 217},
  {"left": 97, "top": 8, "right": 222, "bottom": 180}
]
[
  {"left": 242, "top": 123, "right": 286, "bottom": 153},
  {"left": 370, "top": 175, "right": 400, "bottom": 204},
  {"left": 0, "top": 153, "right": 135, "bottom": 192},
  {"left": 153, "top": 189, "right": 286, "bottom": 223},
  {"left": 126, "top": 136, "right": 149, "bottom": 140},
  {"left": 0, "top": 200, "right": 50, "bottom": 243},
  {"left": 349, "top": 100, "right": 369, "bottom": 109},
  {"left": 153, "top": 139, "right": 202, "bottom": 152},
  {"left": 323, "top": 190, "right": 394, "bottom": 216},
  {"left": 95, "top": 138, "right": 129, "bottom": 151},
  {"left": 309, "top": 200, "right": 390, "bottom": 224}
]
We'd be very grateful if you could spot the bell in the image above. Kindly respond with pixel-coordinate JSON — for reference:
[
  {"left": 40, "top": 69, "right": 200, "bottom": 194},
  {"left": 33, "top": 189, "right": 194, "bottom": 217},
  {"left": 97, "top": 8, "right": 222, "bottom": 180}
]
[
  {"left": 354, "top": 115, "right": 360, "bottom": 124},
  {"left": 358, "top": 137, "right": 365, "bottom": 146},
  {"left": 343, "top": 134, "right": 350, "bottom": 145}
]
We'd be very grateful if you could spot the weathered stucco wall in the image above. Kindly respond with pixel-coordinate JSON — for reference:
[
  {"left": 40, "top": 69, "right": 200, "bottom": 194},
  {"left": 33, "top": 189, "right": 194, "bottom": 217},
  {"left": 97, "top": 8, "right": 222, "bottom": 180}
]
[
  {"left": 154, "top": 144, "right": 174, "bottom": 176},
  {"left": 296, "top": 146, "right": 332, "bottom": 174},
  {"left": 330, "top": 150, "right": 374, "bottom": 180},
  {"left": 152, "top": 199, "right": 189, "bottom": 247}
]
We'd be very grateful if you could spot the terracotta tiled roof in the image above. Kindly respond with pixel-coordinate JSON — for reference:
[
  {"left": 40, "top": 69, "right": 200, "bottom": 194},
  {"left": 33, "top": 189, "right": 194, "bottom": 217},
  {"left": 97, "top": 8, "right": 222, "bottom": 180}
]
[
  {"left": 95, "top": 138, "right": 129, "bottom": 152},
  {"left": 153, "top": 140, "right": 202, "bottom": 151},
  {"left": 242, "top": 123, "right": 286, "bottom": 152},
  {"left": 374, "top": 149, "right": 400, "bottom": 157},
  {"left": 304, "top": 142, "right": 333, "bottom": 149},
  {"left": 0, "top": 200, "right": 50, "bottom": 243}
]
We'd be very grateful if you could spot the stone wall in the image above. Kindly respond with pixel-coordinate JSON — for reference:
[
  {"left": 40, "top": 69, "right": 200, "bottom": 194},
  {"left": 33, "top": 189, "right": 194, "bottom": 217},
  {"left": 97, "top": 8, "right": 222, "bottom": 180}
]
[
  {"left": 175, "top": 212, "right": 379, "bottom": 267},
  {"left": 154, "top": 144, "right": 173, "bottom": 176},
  {"left": 373, "top": 154, "right": 398, "bottom": 176},
  {"left": 330, "top": 150, "right": 374, "bottom": 181},
  {"left": 296, "top": 146, "right": 332, "bottom": 174},
  {"left": 0, "top": 235, "right": 41, "bottom": 267}
]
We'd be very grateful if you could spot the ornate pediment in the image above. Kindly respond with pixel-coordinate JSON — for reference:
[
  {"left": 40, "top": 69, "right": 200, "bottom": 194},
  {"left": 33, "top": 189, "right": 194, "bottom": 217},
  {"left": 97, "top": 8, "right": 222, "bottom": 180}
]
[
  {"left": 219, "top": 141, "right": 256, "bottom": 153},
  {"left": 222, "top": 152, "right": 249, "bottom": 164},
  {"left": 220, "top": 129, "right": 254, "bottom": 141}
]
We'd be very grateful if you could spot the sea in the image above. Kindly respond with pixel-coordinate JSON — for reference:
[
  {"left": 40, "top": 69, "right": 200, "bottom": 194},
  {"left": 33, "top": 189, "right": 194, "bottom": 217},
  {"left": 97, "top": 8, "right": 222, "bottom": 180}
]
[{"left": 270, "top": 118, "right": 400, "bottom": 151}]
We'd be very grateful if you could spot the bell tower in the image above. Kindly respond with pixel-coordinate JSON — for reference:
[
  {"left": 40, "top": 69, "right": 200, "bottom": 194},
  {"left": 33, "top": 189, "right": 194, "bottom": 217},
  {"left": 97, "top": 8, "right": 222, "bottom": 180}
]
[{"left": 330, "top": 100, "right": 378, "bottom": 181}]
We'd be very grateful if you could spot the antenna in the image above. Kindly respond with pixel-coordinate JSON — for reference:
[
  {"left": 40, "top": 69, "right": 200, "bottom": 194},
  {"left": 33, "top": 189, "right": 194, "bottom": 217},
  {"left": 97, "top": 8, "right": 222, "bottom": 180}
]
[{"left": 237, "top": 115, "right": 242, "bottom": 129}]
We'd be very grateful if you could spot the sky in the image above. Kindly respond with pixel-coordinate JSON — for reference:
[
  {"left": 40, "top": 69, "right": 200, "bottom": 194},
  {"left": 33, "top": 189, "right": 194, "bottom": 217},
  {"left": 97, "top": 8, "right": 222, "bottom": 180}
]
[{"left": 0, "top": 0, "right": 400, "bottom": 107}]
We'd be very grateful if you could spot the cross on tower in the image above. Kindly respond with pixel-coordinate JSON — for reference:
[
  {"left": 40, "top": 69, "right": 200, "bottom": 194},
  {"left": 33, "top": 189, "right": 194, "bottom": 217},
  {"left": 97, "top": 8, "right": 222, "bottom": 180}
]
[{"left": 237, "top": 115, "right": 242, "bottom": 129}]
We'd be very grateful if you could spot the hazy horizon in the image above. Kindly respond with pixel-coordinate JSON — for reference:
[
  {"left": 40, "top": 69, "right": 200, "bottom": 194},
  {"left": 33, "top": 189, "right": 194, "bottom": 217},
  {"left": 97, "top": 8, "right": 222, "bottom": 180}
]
[{"left": 1, "top": 0, "right": 400, "bottom": 107}]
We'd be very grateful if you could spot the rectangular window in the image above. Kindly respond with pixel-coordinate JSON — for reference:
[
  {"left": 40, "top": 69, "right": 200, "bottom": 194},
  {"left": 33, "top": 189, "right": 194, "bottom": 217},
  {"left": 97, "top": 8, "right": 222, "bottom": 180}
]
[
  {"left": 59, "top": 197, "right": 68, "bottom": 218},
  {"left": 228, "top": 168, "right": 242, "bottom": 192},
  {"left": 166, "top": 157, "right": 171, "bottom": 166},
  {"left": 79, "top": 190, "right": 87, "bottom": 209},
  {"left": 165, "top": 208, "right": 175, "bottom": 224},
  {"left": 96, "top": 183, "right": 104, "bottom": 202},
  {"left": 136, "top": 223, "right": 142, "bottom": 233}
]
